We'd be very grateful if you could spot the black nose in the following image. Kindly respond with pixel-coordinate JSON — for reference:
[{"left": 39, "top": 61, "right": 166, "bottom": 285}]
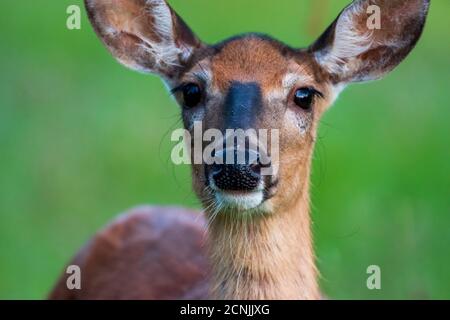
[
  {"left": 210, "top": 150, "right": 261, "bottom": 191},
  {"left": 211, "top": 162, "right": 261, "bottom": 192}
]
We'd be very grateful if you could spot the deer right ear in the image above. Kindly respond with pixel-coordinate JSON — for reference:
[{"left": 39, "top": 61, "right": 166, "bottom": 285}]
[
  {"left": 310, "top": 0, "right": 430, "bottom": 84},
  {"left": 85, "top": 0, "right": 204, "bottom": 80}
]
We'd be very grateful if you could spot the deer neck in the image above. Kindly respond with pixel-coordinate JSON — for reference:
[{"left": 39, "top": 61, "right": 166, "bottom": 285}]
[{"left": 207, "top": 171, "right": 319, "bottom": 300}]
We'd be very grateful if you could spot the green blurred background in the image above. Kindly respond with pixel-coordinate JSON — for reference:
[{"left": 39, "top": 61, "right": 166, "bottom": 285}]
[{"left": 0, "top": 0, "right": 449, "bottom": 299}]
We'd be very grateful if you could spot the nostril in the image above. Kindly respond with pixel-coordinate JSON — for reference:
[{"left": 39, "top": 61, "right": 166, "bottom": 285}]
[
  {"left": 210, "top": 163, "right": 223, "bottom": 175},
  {"left": 249, "top": 154, "right": 271, "bottom": 174},
  {"left": 249, "top": 162, "right": 261, "bottom": 175}
]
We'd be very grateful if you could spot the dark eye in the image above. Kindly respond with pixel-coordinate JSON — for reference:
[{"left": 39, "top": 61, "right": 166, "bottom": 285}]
[
  {"left": 293, "top": 88, "right": 314, "bottom": 110},
  {"left": 182, "top": 83, "right": 202, "bottom": 108}
]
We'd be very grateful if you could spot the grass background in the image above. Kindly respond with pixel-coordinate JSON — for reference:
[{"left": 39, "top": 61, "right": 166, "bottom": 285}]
[{"left": 0, "top": 0, "right": 449, "bottom": 299}]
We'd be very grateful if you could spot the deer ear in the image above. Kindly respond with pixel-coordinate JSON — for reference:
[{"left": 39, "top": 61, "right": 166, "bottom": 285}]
[
  {"left": 310, "top": 0, "right": 430, "bottom": 84},
  {"left": 85, "top": 0, "right": 203, "bottom": 80}
]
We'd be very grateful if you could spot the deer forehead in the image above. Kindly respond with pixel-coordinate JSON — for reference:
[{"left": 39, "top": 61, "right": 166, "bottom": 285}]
[{"left": 186, "top": 36, "right": 318, "bottom": 96}]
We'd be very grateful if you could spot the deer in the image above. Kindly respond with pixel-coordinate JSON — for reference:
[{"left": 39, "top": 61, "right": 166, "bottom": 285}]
[{"left": 50, "top": 0, "right": 430, "bottom": 300}]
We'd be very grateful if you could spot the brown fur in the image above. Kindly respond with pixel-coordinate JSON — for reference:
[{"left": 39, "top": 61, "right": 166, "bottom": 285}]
[
  {"left": 50, "top": 0, "right": 430, "bottom": 300},
  {"left": 49, "top": 207, "right": 209, "bottom": 299},
  {"left": 211, "top": 37, "right": 290, "bottom": 91},
  {"left": 207, "top": 160, "right": 319, "bottom": 299}
]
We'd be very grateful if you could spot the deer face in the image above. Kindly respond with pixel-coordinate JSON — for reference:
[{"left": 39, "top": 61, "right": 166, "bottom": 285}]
[
  {"left": 86, "top": 0, "right": 429, "bottom": 215},
  {"left": 173, "top": 36, "right": 335, "bottom": 214}
]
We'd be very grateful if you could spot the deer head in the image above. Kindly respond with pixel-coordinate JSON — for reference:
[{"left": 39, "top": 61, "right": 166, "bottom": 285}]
[{"left": 85, "top": 0, "right": 430, "bottom": 299}]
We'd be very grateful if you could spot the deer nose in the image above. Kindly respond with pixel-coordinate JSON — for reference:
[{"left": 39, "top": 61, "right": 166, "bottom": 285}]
[
  {"left": 209, "top": 149, "right": 263, "bottom": 192},
  {"left": 211, "top": 163, "right": 261, "bottom": 192}
]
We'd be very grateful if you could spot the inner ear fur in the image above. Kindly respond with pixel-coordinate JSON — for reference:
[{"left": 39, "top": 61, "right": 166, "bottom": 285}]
[
  {"left": 85, "top": 0, "right": 204, "bottom": 79},
  {"left": 310, "top": 0, "right": 430, "bottom": 84}
]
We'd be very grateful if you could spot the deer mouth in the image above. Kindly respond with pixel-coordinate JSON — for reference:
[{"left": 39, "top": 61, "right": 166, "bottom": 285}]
[
  {"left": 211, "top": 184, "right": 266, "bottom": 212},
  {"left": 206, "top": 167, "right": 278, "bottom": 213}
]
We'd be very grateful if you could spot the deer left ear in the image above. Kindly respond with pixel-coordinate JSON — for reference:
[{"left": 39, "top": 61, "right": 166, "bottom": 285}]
[
  {"left": 310, "top": 0, "right": 430, "bottom": 84},
  {"left": 85, "top": 0, "right": 204, "bottom": 80}
]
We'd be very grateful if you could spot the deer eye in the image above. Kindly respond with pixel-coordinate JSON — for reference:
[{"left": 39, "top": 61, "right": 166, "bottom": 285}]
[
  {"left": 182, "top": 83, "right": 202, "bottom": 108},
  {"left": 293, "top": 88, "right": 316, "bottom": 110}
]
